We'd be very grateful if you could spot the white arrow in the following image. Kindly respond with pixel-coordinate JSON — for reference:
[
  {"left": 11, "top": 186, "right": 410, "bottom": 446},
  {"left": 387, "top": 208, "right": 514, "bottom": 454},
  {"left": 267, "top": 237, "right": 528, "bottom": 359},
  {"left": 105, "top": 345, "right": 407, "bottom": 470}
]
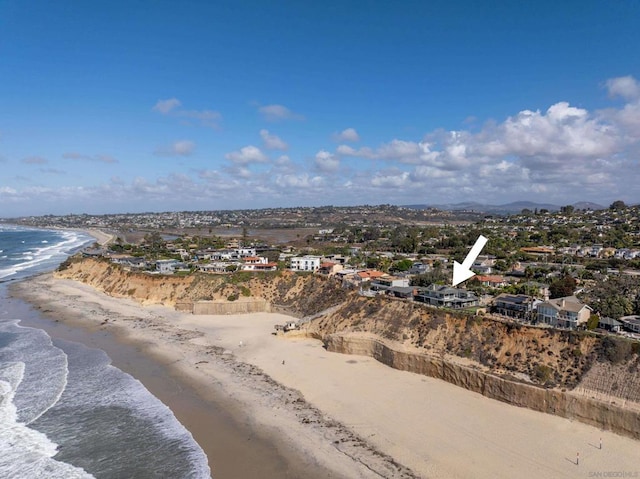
[{"left": 452, "top": 235, "right": 488, "bottom": 287}]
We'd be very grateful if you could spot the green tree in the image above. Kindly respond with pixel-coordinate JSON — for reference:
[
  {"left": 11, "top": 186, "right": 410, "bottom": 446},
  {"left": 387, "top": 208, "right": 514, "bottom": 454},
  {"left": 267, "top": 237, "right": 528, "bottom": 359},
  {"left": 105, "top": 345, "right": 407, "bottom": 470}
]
[
  {"left": 560, "top": 205, "right": 574, "bottom": 215},
  {"left": 549, "top": 275, "right": 576, "bottom": 298},
  {"left": 144, "top": 232, "right": 165, "bottom": 258},
  {"left": 392, "top": 259, "right": 414, "bottom": 272},
  {"left": 600, "top": 296, "right": 633, "bottom": 319},
  {"left": 587, "top": 314, "right": 599, "bottom": 330}
]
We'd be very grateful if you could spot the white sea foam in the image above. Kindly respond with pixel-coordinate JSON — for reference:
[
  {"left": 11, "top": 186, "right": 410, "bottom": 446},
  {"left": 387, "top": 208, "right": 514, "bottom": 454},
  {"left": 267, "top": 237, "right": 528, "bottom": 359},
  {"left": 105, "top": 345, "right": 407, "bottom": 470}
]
[
  {"left": 0, "top": 321, "right": 69, "bottom": 424},
  {"left": 0, "top": 365, "right": 94, "bottom": 479},
  {"left": 0, "top": 228, "right": 93, "bottom": 280},
  {"left": 60, "top": 343, "right": 211, "bottom": 478}
]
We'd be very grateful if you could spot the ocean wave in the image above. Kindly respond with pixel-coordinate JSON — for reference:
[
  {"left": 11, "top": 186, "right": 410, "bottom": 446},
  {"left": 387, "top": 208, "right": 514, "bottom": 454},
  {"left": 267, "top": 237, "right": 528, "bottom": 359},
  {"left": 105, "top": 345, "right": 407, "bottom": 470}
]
[
  {"left": 0, "top": 365, "right": 94, "bottom": 479},
  {"left": 48, "top": 340, "right": 211, "bottom": 478},
  {"left": 0, "top": 228, "right": 94, "bottom": 281},
  {"left": 0, "top": 321, "right": 69, "bottom": 425}
]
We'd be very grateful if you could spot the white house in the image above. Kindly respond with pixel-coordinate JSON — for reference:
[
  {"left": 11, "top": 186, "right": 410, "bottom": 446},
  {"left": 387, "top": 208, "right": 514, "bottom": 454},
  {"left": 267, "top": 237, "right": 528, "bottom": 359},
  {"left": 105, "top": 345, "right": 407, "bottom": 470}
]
[
  {"left": 236, "top": 247, "right": 257, "bottom": 257},
  {"left": 536, "top": 296, "right": 592, "bottom": 329},
  {"left": 371, "top": 276, "right": 410, "bottom": 291},
  {"left": 199, "top": 262, "right": 234, "bottom": 273},
  {"left": 241, "top": 256, "right": 278, "bottom": 271},
  {"left": 290, "top": 255, "right": 321, "bottom": 272},
  {"left": 156, "top": 259, "right": 179, "bottom": 274}
]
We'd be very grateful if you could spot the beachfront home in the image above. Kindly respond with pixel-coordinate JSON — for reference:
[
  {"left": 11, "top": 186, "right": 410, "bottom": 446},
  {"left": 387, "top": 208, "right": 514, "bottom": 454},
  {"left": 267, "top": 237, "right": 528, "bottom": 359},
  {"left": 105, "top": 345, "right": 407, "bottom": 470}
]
[
  {"left": 156, "top": 259, "right": 180, "bottom": 274},
  {"left": 387, "top": 286, "right": 416, "bottom": 299},
  {"left": 492, "top": 293, "right": 536, "bottom": 321},
  {"left": 110, "top": 255, "right": 148, "bottom": 269},
  {"left": 370, "top": 276, "right": 410, "bottom": 292},
  {"left": 620, "top": 315, "right": 640, "bottom": 334},
  {"left": 241, "top": 256, "right": 278, "bottom": 271},
  {"left": 476, "top": 275, "right": 507, "bottom": 288},
  {"left": 407, "top": 262, "right": 430, "bottom": 275},
  {"left": 236, "top": 247, "right": 257, "bottom": 257},
  {"left": 199, "top": 262, "right": 235, "bottom": 273},
  {"left": 318, "top": 262, "right": 344, "bottom": 276},
  {"left": 414, "top": 285, "right": 478, "bottom": 309},
  {"left": 536, "top": 296, "right": 592, "bottom": 329},
  {"left": 598, "top": 316, "right": 623, "bottom": 333},
  {"left": 354, "top": 270, "right": 386, "bottom": 284},
  {"left": 289, "top": 255, "right": 321, "bottom": 272}
]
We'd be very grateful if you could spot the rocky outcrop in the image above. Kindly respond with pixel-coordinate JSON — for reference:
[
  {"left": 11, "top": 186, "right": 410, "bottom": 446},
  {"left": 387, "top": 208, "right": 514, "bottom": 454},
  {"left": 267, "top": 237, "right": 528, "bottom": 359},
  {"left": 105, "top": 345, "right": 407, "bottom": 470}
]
[{"left": 325, "top": 333, "right": 640, "bottom": 440}]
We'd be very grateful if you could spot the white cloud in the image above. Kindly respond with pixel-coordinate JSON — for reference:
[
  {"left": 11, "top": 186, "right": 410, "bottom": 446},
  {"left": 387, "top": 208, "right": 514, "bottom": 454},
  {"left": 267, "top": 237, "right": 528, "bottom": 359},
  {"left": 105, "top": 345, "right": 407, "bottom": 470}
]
[
  {"left": 606, "top": 76, "right": 640, "bottom": 100},
  {"left": 275, "top": 173, "right": 324, "bottom": 189},
  {"left": 258, "top": 104, "right": 303, "bottom": 122},
  {"left": 336, "top": 144, "right": 377, "bottom": 158},
  {"left": 225, "top": 145, "right": 268, "bottom": 165},
  {"left": 153, "top": 98, "right": 221, "bottom": 128},
  {"left": 371, "top": 170, "right": 411, "bottom": 188},
  {"left": 377, "top": 139, "right": 423, "bottom": 161},
  {"left": 7, "top": 75, "right": 640, "bottom": 216},
  {"left": 152, "top": 98, "right": 181, "bottom": 114},
  {"left": 154, "top": 140, "right": 196, "bottom": 157},
  {"left": 275, "top": 155, "right": 292, "bottom": 167},
  {"left": 63, "top": 152, "right": 118, "bottom": 163},
  {"left": 314, "top": 150, "right": 340, "bottom": 172},
  {"left": 259, "top": 129, "right": 288, "bottom": 150},
  {"left": 0, "top": 186, "right": 18, "bottom": 195},
  {"left": 336, "top": 139, "right": 424, "bottom": 163},
  {"left": 333, "top": 128, "right": 360, "bottom": 142},
  {"left": 479, "top": 102, "right": 619, "bottom": 159},
  {"left": 272, "top": 155, "right": 296, "bottom": 174}
]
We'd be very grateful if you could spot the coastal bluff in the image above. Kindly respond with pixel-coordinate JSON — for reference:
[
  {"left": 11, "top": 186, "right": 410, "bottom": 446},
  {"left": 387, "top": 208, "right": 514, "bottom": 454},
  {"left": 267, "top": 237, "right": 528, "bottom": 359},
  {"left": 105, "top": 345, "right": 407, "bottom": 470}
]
[
  {"left": 324, "top": 333, "right": 640, "bottom": 440},
  {"left": 56, "top": 257, "right": 640, "bottom": 440}
]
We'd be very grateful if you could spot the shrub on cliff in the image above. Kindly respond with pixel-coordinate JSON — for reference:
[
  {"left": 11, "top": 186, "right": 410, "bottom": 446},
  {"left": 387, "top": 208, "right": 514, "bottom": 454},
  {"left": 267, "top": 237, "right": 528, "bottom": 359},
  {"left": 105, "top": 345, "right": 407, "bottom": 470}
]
[{"left": 600, "top": 336, "right": 634, "bottom": 364}]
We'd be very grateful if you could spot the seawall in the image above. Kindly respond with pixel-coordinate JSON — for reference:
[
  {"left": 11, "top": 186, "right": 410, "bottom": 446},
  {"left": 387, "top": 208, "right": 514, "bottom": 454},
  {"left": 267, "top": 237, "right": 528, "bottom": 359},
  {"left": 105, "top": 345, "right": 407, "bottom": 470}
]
[
  {"left": 192, "top": 298, "right": 270, "bottom": 315},
  {"left": 324, "top": 333, "right": 640, "bottom": 441}
]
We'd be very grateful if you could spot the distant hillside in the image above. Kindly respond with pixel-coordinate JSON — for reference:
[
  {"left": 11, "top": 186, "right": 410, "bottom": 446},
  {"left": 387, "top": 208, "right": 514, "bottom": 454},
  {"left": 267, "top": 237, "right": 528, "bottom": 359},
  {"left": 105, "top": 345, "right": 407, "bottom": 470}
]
[{"left": 405, "top": 200, "right": 605, "bottom": 214}]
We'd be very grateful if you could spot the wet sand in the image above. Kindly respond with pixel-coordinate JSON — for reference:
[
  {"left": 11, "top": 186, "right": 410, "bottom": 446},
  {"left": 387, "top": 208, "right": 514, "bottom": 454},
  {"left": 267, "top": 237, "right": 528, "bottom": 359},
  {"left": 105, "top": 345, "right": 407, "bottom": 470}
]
[
  {"left": 2, "top": 287, "right": 346, "bottom": 479},
  {"left": 7, "top": 278, "right": 410, "bottom": 478},
  {"left": 9, "top": 273, "right": 640, "bottom": 479}
]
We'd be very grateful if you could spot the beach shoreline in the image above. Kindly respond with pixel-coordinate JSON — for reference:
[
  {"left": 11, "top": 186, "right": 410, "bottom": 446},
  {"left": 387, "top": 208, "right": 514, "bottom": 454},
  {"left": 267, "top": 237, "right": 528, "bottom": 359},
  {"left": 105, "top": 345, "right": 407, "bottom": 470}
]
[
  {"left": 9, "top": 274, "right": 413, "bottom": 479},
  {"left": 10, "top": 272, "right": 640, "bottom": 479}
]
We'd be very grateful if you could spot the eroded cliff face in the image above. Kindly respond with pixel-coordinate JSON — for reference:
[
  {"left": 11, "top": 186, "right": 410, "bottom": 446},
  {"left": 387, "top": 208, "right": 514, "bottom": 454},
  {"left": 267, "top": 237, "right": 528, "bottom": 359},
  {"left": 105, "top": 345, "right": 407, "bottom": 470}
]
[
  {"left": 57, "top": 257, "right": 640, "bottom": 439},
  {"left": 308, "top": 295, "right": 611, "bottom": 389},
  {"left": 324, "top": 334, "right": 640, "bottom": 440},
  {"left": 56, "top": 257, "right": 194, "bottom": 306},
  {"left": 56, "top": 257, "right": 349, "bottom": 316}
]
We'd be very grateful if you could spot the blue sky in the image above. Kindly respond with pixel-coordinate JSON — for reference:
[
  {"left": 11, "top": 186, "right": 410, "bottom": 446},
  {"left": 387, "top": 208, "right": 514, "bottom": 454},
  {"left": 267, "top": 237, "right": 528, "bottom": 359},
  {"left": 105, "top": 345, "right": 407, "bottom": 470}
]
[{"left": 1, "top": 0, "right": 640, "bottom": 216}]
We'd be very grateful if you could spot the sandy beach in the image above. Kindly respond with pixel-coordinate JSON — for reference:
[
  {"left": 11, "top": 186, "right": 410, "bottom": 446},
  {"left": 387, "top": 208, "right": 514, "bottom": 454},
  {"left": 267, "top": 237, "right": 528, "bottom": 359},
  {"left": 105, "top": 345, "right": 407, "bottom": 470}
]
[{"left": 11, "top": 274, "right": 640, "bottom": 479}]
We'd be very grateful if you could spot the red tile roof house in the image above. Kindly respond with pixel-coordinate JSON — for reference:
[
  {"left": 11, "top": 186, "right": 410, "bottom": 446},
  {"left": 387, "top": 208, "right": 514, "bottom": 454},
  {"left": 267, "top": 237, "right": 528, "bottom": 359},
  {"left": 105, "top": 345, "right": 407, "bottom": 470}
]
[
  {"left": 354, "top": 270, "right": 386, "bottom": 283},
  {"left": 241, "top": 256, "right": 277, "bottom": 271},
  {"left": 318, "top": 262, "right": 344, "bottom": 276},
  {"left": 476, "top": 275, "right": 507, "bottom": 288}
]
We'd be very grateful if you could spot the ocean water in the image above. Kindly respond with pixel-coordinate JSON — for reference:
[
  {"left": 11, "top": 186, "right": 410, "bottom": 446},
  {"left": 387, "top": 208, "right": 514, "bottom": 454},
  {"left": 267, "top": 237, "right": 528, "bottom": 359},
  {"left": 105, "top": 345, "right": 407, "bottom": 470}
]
[{"left": 0, "top": 225, "right": 211, "bottom": 478}]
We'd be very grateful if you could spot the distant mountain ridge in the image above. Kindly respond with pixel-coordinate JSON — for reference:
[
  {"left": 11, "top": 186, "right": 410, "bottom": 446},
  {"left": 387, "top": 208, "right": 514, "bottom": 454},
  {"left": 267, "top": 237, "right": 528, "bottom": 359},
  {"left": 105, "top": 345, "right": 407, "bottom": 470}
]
[{"left": 405, "top": 201, "right": 605, "bottom": 214}]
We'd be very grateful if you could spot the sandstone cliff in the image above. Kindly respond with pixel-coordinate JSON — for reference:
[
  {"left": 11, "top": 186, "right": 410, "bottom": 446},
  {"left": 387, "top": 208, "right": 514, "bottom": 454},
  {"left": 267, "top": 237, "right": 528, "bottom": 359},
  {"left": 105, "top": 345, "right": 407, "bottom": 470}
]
[
  {"left": 56, "top": 257, "right": 349, "bottom": 316},
  {"left": 57, "top": 257, "right": 640, "bottom": 439}
]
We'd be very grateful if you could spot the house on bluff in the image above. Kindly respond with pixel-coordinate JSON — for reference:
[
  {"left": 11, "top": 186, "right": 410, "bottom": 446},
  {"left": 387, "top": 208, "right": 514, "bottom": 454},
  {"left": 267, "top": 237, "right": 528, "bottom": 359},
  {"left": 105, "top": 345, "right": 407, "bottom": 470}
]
[
  {"left": 414, "top": 285, "right": 478, "bottom": 309},
  {"left": 536, "top": 296, "right": 592, "bottom": 330}
]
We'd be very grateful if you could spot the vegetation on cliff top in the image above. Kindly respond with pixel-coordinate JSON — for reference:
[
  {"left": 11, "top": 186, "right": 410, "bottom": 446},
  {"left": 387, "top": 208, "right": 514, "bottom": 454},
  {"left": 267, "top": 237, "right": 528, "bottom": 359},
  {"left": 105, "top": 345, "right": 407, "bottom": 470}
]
[{"left": 59, "top": 257, "right": 640, "bottom": 396}]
